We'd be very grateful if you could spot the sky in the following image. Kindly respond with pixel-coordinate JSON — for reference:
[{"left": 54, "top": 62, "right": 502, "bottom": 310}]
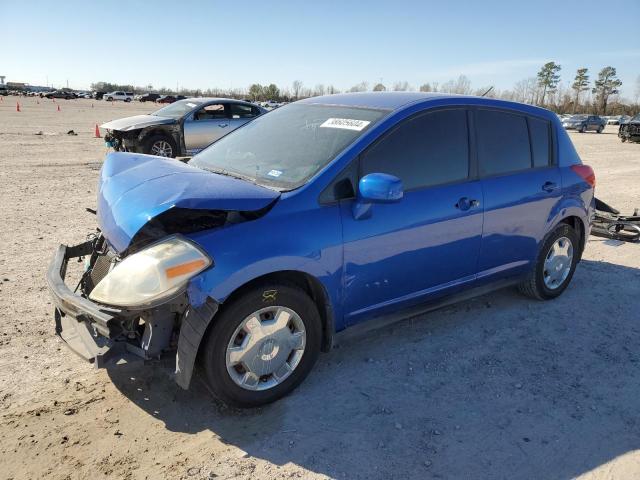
[{"left": 3, "top": 0, "right": 639, "bottom": 98}]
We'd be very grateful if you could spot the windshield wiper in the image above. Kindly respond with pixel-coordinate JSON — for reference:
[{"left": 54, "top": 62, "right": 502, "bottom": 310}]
[{"left": 203, "top": 167, "right": 256, "bottom": 183}]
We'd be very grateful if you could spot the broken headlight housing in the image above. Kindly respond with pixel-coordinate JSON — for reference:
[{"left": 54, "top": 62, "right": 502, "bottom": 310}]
[{"left": 89, "top": 236, "right": 211, "bottom": 308}]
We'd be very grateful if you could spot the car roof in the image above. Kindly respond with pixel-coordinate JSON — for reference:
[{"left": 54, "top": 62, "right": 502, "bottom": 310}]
[
  {"left": 298, "top": 91, "right": 554, "bottom": 118},
  {"left": 181, "top": 97, "right": 255, "bottom": 104}
]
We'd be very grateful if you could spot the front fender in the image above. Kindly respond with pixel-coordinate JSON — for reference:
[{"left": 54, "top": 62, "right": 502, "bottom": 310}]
[{"left": 184, "top": 200, "right": 345, "bottom": 326}]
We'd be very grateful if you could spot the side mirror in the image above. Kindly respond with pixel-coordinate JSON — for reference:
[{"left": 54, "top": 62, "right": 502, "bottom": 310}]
[{"left": 353, "top": 173, "right": 403, "bottom": 220}]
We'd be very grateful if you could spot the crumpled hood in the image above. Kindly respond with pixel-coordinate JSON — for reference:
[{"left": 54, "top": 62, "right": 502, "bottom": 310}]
[
  {"left": 97, "top": 152, "right": 280, "bottom": 253},
  {"left": 100, "top": 114, "right": 175, "bottom": 132}
]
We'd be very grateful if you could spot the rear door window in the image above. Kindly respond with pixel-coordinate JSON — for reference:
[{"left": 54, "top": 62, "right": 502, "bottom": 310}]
[
  {"left": 476, "top": 109, "right": 531, "bottom": 176},
  {"left": 528, "top": 117, "right": 551, "bottom": 167},
  {"left": 361, "top": 109, "right": 469, "bottom": 190},
  {"left": 230, "top": 103, "right": 257, "bottom": 119}
]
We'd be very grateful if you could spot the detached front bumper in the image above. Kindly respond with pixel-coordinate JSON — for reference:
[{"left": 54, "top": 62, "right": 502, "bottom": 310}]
[
  {"left": 46, "top": 238, "right": 219, "bottom": 388},
  {"left": 46, "top": 241, "right": 127, "bottom": 367}
]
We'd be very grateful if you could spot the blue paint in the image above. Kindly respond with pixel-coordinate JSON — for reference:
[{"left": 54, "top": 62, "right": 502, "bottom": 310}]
[{"left": 96, "top": 93, "right": 594, "bottom": 333}]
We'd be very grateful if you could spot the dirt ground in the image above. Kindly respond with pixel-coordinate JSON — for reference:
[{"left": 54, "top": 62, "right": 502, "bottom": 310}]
[{"left": 1, "top": 96, "right": 639, "bottom": 480}]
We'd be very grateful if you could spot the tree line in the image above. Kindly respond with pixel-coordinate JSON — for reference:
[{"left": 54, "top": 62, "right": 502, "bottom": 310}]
[{"left": 91, "top": 65, "right": 639, "bottom": 115}]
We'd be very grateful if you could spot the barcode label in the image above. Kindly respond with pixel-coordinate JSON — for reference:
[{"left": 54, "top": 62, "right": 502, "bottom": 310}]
[{"left": 320, "top": 118, "right": 371, "bottom": 131}]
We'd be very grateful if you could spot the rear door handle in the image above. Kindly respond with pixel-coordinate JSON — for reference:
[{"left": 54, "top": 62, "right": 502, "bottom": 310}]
[
  {"left": 542, "top": 181, "right": 558, "bottom": 192},
  {"left": 455, "top": 197, "right": 480, "bottom": 211},
  {"left": 219, "top": 123, "right": 229, "bottom": 128}
]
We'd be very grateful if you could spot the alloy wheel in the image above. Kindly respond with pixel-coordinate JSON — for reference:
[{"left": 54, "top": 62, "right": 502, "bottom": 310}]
[{"left": 150, "top": 140, "right": 173, "bottom": 157}]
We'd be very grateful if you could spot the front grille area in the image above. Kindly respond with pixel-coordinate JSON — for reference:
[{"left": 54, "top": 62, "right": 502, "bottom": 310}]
[{"left": 84, "top": 245, "right": 118, "bottom": 293}]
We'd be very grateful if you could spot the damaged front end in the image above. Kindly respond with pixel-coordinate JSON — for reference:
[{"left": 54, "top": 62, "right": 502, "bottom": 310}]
[
  {"left": 47, "top": 152, "right": 281, "bottom": 388},
  {"left": 47, "top": 233, "right": 218, "bottom": 388},
  {"left": 104, "top": 129, "right": 141, "bottom": 153}
]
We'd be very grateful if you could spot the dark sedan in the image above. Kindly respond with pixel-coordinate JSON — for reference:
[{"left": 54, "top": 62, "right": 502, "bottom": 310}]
[
  {"left": 44, "top": 90, "right": 77, "bottom": 100},
  {"left": 138, "top": 93, "right": 161, "bottom": 102}
]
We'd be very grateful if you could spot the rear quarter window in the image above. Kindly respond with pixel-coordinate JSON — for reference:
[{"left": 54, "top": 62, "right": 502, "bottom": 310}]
[
  {"left": 528, "top": 117, "right": 551, "bottom": 167},
  {"left": 477, "top": 109, "right": 531, "bottom": 176}
]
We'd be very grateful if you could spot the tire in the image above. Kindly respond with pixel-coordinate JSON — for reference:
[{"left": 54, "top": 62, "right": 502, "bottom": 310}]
[
  {"left": 579, "top": 125, "right": 586, "bottom": 133},
  {"left": 597, "top": 125, "right": 604, "bottom": 133},
  {"left": 201, "top": 283, "right": 322, "bottom": 407},
  {"left": 125, "top": 98, "right": 131, "bottom": 103},
  {"left": 143, "top": 134, "right": 177, "bottom": 158},
  {"left": 518, "top": 223, "right": 580, "bottom": 300},
  {"left": 107, "top": 97, "right": 113, "bottom": 102}
]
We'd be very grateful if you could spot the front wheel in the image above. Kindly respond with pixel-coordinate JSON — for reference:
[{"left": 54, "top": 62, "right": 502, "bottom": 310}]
[
  {"left": 579, "top": 125, "right": 586, "bottom": 133},
  {"left": 201, "top": 284, "right": 322, "bottom": 407},
  {"left": 518, "top": 224, "right": 579, "bottom": 300},
  {"left": 144, "top": 134, "right": 177, "bottom": 158},
  {"left": 597, "top": 125, "right": 604, "bottom": 133}
]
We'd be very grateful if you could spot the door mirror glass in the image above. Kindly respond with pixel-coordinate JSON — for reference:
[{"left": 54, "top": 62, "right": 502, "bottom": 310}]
[{"left": 358, "top": 173, "right": 403, "bottom": 203}]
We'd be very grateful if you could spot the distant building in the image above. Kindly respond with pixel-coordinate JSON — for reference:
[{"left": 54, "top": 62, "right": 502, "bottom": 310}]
[{"left": 6, "top": 82, "right": 28, "bottom": 90}]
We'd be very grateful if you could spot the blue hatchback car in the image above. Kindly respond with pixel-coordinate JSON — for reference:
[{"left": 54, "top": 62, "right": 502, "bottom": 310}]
[{"left": 47, "top": 92, "right": 595, "bottom": 407}]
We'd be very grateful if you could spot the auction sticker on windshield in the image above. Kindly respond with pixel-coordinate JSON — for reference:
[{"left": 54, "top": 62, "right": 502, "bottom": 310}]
[{"left": 320, "top": 118, "right": 371, "bottom": 131}]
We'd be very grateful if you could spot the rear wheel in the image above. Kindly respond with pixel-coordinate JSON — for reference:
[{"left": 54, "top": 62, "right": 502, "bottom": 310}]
[
  {"left": 144, "top": 134, "right": 177, "bottom": 158},
  {"left": 201, "top": 284, "right": 322, "bottom": 407},
  {"left": 518, "top": 224, "right": 579, "bottom": 300},
  {"left": 579, "top": 124, "right": 586, "bottom": 133}
]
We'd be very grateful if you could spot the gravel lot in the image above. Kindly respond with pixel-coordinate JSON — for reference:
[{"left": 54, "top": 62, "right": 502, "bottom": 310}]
[{"left": 1, "top": 96, "right": 639, "bottom": 480}]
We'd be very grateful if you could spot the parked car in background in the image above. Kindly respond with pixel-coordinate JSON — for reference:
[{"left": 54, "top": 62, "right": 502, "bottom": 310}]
[
  {"left": 93, "top": 91, "right": 106, "bottom": 100},
  {"left": 156, "top": 95, "right": 177, "bottom": 104},
  {"left": 562, "top": 114, "right": 606, "bottom": 133},
  {"left": 0, "top": 85, "right": 8, "bottom": 96},
  {"left": 104, "top": 91, "right": 133, "bottom": 102},
  {"left": 50, "top": 92, "right": 595, "bottom": 407},
  {"left": 76, "top": 91, "right": 92, "bottom": 99},
  {"left": 101, "top": 98, "right": 266, "bottom": 157},
  {"left": 45, "top": 90, "right": 77, "bottom": 100},
  {"left": 263, "top": 100, "right": 280, "bottom": 109},
  {"left": 138, "top": 93, "right": 161, "bottom": 102},
  {"left": 607, "top": 115, "right": 622, "bottom": 125},
  {"left": 619, "top": 114, "right": 640, "bottom": 143}
]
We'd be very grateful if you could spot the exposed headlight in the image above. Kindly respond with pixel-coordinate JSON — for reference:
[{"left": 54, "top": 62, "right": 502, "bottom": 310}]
[{"left": 89, "top": 236, "right": 211, "bottom": 308}]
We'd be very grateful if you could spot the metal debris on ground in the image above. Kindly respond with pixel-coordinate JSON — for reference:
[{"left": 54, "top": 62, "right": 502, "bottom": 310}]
[{"left": 592, "top": 198, "right": 640, "bottom": 242}]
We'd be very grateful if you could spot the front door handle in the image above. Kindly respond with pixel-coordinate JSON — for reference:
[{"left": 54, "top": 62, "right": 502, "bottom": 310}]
[
  {"left": 455, "top": 197, "right": 480, "bottom": 211},
  {"left": 219, "top": 123, "right": 229, "bottom": 128},
  {"left": 542, "top": 181, "right": 558, "bottom": 192}
]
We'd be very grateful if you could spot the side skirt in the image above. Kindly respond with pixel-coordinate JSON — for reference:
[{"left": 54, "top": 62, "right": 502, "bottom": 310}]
[{"left": 334, "top": 278, "right": 522, "bottom": 346}]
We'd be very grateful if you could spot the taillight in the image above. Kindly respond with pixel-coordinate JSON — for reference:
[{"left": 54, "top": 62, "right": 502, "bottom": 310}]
[{"left": 570, "top": 164, "right": 596, "bottom": 187}]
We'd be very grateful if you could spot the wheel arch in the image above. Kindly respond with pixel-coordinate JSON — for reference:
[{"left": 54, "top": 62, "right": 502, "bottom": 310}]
[
  {"left": 218, "top": 270, "right": 335, "bottom": 353},
  {"left": 558, "top": 215, "right": 586, "bottom": 259}
]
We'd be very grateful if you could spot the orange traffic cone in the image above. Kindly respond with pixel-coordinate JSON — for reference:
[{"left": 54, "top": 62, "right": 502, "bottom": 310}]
[
  {"left": 16, "top": 102, "right": 21, "bottom": 112},
  {"left": 57, "top": 104, "right": 61, "bottom": 112},
  {"left": 94, "top": 124, "right": 101, "bottom": 138}
]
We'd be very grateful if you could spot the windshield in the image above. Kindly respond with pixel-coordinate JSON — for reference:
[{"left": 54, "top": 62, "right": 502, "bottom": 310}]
[
  {"left": 152, "top": 99, "right": 202, "bottom": 119},
  {"left": 631, "top": 114, "right": 640, "bottom": 122},
  {"left": 190, "top": 104, "right": 386, "bottom": 190}
]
